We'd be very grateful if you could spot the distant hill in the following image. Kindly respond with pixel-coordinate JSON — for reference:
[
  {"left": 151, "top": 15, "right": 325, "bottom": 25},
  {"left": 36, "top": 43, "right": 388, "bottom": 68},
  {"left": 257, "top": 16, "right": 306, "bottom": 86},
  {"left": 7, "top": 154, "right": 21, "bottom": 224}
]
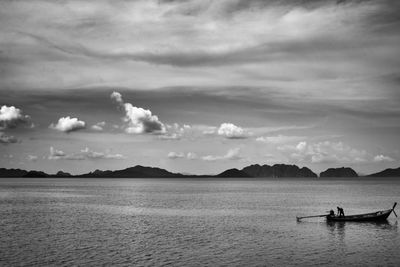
[
  {"left": 0, "top": 168, "right": 68, "bottom": 178},
  {"left": 241, "top": 164, "right": 317, "bottom": 178},
  {"left": 216, "top": 168, "right": 251, "bottom": 178},
  {"left": 320, "top": 167, "right": 358, "bottom": 177},
  {"left": 24, "top": 170, "right": 48, "bottom": 178},
  {"left": 1, "top": 165, "right": 398, "bottom": 178},
  {"left": 368, "top": 167, "right": 400, "bottom": 177},
  {"left": 78, "top": 165, "right": 185, "bottom": 178},
  {"left": 55, "top": 171, "right": 72, "bottom": 177},
  {"left": 0, "top": 168, "right": 28, "bottom": 177}
]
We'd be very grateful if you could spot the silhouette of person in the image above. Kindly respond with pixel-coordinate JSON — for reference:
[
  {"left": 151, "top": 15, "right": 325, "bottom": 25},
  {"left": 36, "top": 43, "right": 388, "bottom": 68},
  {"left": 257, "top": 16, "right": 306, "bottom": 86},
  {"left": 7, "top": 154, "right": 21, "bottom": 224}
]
[
  {"left": 339, "top": 207, "right": 345, "bottom": 217},
  {"left": 337, "top": 207, "right": 344, "bottom": 217},
  {"left": 329, "top": 210, "right": 335, "bottom": 216}
]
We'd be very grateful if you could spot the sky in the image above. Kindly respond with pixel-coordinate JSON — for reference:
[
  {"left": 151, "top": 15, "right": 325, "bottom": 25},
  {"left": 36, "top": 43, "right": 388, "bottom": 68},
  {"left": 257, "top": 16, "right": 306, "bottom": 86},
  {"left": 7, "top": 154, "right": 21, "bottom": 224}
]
[{"left": 1, "top": 0, "right": 399, "bottom": 175}]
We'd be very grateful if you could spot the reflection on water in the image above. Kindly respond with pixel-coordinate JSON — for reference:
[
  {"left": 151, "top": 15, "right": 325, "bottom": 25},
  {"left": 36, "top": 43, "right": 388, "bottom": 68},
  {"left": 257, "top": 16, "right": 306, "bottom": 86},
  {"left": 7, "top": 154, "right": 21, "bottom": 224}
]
[
  {"left": 0, "top": 178, "right": 399, "bottom": 266},
  {"left": 326, "top": 220, "right": 399, "bottom": 238}
]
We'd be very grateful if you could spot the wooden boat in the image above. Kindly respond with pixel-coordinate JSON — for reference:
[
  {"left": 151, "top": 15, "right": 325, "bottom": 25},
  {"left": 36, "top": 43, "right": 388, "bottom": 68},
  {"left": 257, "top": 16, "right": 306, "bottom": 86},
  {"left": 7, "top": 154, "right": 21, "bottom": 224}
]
[
  {"left": 297, "top": 203, "right": 397, "bottom": 222},
  {"left": 327, "top": 203, "right": 397, "bottom": 222}
]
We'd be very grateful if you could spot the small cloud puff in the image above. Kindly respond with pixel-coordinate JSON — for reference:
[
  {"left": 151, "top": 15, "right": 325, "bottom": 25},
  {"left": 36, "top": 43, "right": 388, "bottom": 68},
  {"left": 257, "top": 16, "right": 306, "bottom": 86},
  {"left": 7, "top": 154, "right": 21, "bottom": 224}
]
[
  {"left": 373, "top": 155, "right": 394, "bottom": 162},
  {"left": 202, "top": 127, "right": 216, "bottom": 135},
  {"left": 160, "top": 123, "right": 192, "bottom": 140},
  {"left": 0, "top": 105, "right": 30, "bottom": 129},
  {"left": 80, "top": 147, "right": 125, "bottom": 159},
  {"left": 167, "top": 151, "right": 198, "bottom": 160},
  {"left": 167, "top": 152, "right": 185, "bottom": 159},
  {"left": 217, "top": 123, "right": 248, "bottom": 139},
  {"left": 27, "top": 155, "right": 38, "bottom": 162},
  {"left": 50, "top": 116, "right": 86, "bottom": 133},
  {"left": 110, "top": 91, "right": 123, "bottom": 104},
  {"left": 111, "top": 91, "right": 165, "bottom": 134},
  {"left": 48, "top": 147, "right": 68, "bottom": 160},
  {"left": 187, "top": 152, "right": 198, "bottom": 160},
  {"left": 91, "top": 121, "right": 106, "bottom": 131},
  {"left": 202, "top": 148, "right": 242, "bottom": 161}
]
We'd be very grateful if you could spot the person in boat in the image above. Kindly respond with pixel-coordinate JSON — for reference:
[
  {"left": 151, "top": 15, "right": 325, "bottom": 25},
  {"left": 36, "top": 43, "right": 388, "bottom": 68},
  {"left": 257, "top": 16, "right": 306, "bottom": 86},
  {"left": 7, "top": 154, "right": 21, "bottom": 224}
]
[
  {"left": 329, "top": 210, "right": 335, "bottom": 217},
  {"left": 337, "top": 207, "right": 345, "bottom": 217}
]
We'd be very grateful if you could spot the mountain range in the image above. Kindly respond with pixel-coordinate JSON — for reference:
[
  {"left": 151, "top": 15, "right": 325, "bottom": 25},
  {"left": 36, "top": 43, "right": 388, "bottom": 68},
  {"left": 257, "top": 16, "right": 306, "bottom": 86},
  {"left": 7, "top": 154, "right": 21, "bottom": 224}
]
[{"left": 0, "top": 165, "right": 399, "bottom": 178}]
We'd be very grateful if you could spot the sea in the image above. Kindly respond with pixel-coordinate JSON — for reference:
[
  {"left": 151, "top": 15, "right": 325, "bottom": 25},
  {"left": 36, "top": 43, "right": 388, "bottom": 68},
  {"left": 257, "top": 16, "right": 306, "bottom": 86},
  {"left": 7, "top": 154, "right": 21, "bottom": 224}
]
[{"left": 0, "top": 177, "right": 399, "bottom": 266}]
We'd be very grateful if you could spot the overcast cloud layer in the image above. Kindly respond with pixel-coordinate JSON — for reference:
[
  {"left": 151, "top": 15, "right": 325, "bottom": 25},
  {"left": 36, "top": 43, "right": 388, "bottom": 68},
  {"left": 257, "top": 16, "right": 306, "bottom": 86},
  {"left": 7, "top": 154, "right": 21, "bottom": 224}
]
[{"left": 0, "top": 0, "right": 399, "bottom": 174}]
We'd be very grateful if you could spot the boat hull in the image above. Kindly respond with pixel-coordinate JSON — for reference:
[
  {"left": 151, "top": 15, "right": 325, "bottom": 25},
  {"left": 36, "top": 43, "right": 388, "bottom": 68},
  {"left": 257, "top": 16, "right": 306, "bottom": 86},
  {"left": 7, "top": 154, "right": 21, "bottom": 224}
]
[{"left": 327, "top": 209, "right": 392, "bottom": 222}]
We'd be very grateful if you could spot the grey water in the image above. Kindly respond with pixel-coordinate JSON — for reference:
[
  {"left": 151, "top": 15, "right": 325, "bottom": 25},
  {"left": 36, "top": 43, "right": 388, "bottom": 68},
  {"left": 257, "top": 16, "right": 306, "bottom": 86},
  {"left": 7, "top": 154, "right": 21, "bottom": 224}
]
[{"left": 0, "top": 178, "right": 399, "bottom": 266}]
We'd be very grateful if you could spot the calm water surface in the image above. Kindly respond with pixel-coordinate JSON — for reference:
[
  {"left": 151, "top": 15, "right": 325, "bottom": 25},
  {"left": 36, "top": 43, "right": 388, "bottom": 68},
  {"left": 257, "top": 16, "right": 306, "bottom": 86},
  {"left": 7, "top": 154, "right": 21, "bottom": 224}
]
[{"left": 0, "top": 178, "right": 399, "bottom": 266}]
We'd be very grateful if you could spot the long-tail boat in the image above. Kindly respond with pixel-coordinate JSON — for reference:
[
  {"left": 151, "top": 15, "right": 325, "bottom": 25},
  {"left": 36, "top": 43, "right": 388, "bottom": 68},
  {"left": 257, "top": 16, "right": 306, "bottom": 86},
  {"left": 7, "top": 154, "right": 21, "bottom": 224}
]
[{"left": 297, "top": 202, "right": 397, "bottom": 222}]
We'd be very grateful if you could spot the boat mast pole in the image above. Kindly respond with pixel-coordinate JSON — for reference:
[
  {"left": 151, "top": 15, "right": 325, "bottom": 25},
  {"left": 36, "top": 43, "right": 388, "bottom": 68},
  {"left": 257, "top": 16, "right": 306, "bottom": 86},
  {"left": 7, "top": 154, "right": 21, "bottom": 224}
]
[{"left": 296, "top": 214, "right": 328, "bottom": 221}]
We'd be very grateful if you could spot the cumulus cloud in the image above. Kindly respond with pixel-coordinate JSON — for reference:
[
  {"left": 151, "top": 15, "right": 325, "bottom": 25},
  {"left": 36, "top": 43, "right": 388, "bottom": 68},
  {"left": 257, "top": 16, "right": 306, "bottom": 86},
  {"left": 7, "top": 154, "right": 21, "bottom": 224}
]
[
  {"left": 49, "top": 147, "right": 125, "bottom": 160},
  {"left": 50, "top": 116, "right": 86, "bottom": 133},
  {"left": 48, "top": 147, "right": 69, "bottom": 160},
  {"left": 0, "top": 132, "right": 18, "bottom": 144},
  {"left": 91, "top": 121, "right": 106, "bottom": 131},
  {"left": 0, "top": 105, "right": 30, "bottom": 129},
  {"left": 110, "top": 91, "right": 123, "bottom": 104},
  {"left": 160, "top": 123, "right": 193, "bottom": 140},
  {"left": 111, "top": 91, "right": 165, "bottom": 134},
  {"left": 296, "top": 141, "right": 307, "bottom": 152},
  {"left": 202, "top": 148, "right": 242, "bottom": 161},
  {"left": 373, "top": 155, "right": 395, "bottom": 162},
  {"left": 217, "top": 123, "right": 248, "bottom": 139},
  {"left": 167, "top": 152, "right": 185, "bottom": 159}
]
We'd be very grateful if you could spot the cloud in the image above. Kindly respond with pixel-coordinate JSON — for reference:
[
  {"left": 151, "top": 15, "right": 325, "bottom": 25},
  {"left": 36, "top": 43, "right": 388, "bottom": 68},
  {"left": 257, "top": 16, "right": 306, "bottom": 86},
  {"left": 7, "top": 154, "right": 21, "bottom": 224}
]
[
  {"left": 0, "top": 132, "right": 18, "bottom": 144},
  {"left": 202, "top": 147, "right": 242, "bottom": 161},
  {"left": 167, "top": 151, "right": 185, "bottom": 159},
  {"left": 373, "top": 154, "right": 395, "bottom": 162},
  {"left": 187, "top": 152, "right": 198, "bottom": 160},
  {"left": 167, "top": 149, "right": 242, "bottom": 161},
  {"left": 1, "top": 0, "right": 399, "bottom": 99},
  {"left": 49, "top": 116, "right": 86, "bottom": 133},
  {"left": 80, "top": 147, "right": 125, "bottom": 159},
  {"left": 167, "top": 151, "right": 198, "bottom": 160},
  {"left": 110, "top": 91, "right": 123, "bottom": 104},
  {"left": 27, "top": 155, "right": 38, "bottom": 162},
  {"left": 279, "top": 141, "right": 370, "bottom": 164},
  {"left": 91, "top": 121, "right": 106, "bottom": 131},
  {"left": 202, "top": 127, "right": 217, "bottom": 135},
  {"left": 160, "top": 123, "right": 193, "bottom": 140},
  {"left": 0, "top": 105, "right": 30, "bottom": 129},
  {"left": 217, "top": 123, "right": 248, "bottom": 139},
  {"left": 111, "top": 91, "right": 165, "bottom": 134},
  {"left": 296, "top": 141, "right": 307, "bottom": 152},
  {"left": 48, "top": 147, "right": 69, "bottom": 160},
  {"left": 48, "top": 147, "right": 125, "bottom": 160}
]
